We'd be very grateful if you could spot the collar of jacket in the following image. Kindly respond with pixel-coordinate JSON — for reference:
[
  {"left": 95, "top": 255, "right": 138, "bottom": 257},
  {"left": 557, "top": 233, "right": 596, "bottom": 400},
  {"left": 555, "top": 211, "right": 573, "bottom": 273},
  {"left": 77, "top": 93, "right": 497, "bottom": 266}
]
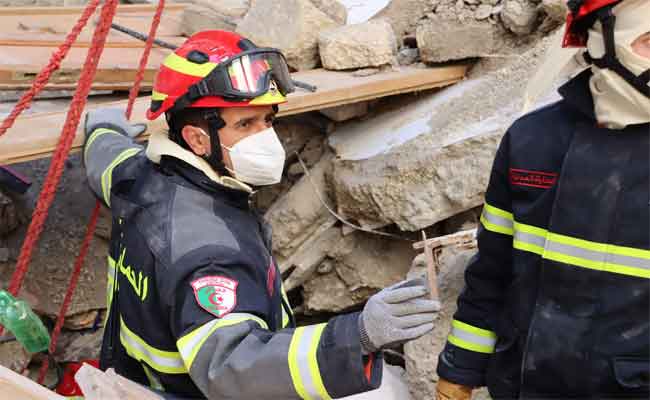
[
  {"left": 558, "top": 69, "right": 598, "bottom": 120},
  {"left": 559, "top": 70, "right": 650, "bottom": 129},
  {"left": 145, "top": 130, "right": 254, "bottom": 209},
  {"left": 146, "top": 130, "right": 253, "bottom": 193}
]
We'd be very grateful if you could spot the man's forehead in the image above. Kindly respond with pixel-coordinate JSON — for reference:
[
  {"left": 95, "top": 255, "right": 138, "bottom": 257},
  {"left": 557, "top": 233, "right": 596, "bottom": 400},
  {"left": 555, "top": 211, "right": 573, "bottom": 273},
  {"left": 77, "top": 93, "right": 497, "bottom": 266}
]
[{"left": 222, "top": 106, "right": 275, "bottom": 120}]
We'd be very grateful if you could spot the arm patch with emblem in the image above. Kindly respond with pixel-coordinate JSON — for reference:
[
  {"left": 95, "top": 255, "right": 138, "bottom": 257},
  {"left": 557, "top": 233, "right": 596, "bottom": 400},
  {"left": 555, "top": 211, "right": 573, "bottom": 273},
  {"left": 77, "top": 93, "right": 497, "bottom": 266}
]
[{"left": 191, "top": 276, "right": 238, "bottom": 318}]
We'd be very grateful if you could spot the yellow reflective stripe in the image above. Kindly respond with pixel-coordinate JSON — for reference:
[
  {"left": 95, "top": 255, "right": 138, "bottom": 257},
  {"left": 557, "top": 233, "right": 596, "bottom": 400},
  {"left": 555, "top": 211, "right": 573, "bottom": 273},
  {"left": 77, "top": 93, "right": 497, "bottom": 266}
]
[
  {"left": 480, "top": 203, "right": 514, "bottom": 236},
  {"left": 176, "top": 313, "right": 268, "bottom": 371},
  {"left": 163, "top": 52, "right": 217, "bottom": 77},
  {"left": 483, "top": 203, "right": 514, "bottom": 220},
  {"left": 84, "top": 128, "right": 118, "bottom": 161},
  {"left": 448, "top": 335, "right": 495, "bottom": 354},
  {"left": 151, "top": 90, "right": 168, "bottom": 101},
  {"left": 288, "top": 324, "right": 331, "bottom": 400},
  {"left": 120, "top": 318, "right": 186, "bottom": 374},
  {"left": 448, "top": 320, "right": 496, "bottom": 354},
  {"left": 547, "top": 232, "right": 650, "bottom": 260},
  {"left": 510, "top": 220, "right": 650, "bottom": 279},
  {"left": 543, "top": 250, "right": 650, "bottom": 279},
  {"left": 452, "top": 319, "right": 497, "bottom": 339},
  {"left": 281, "top": 284, "right": 292, "bottom": 328},
  {"left": 101, "top": 148, "right": 140, "bottom": 206}
]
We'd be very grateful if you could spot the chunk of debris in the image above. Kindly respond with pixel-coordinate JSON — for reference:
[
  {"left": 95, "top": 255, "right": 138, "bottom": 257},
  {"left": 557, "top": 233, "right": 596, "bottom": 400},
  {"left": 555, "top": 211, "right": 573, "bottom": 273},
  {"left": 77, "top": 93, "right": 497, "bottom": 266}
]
[
  {"left": 319, "top": 19, "right": 398, "bottom": 70},
  {"left": 237, "top": 0, "right": 342, "bottom": 70},
  {"left": 180, "top": 0, "right": 250, "bottom": 36}
]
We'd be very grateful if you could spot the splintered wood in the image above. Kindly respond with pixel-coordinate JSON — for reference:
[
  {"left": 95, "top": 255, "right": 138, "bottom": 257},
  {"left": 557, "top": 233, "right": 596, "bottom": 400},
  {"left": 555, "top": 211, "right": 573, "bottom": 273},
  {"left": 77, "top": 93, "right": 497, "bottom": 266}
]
[
  {"left": 415, "top": 228, "right": 477, "bottom": 301},
  {"left": 0, "top": 64, "right": 468, "bottom": 165},
  {"left": 0, "top": 4, "right": 186, "bottom": 90}
]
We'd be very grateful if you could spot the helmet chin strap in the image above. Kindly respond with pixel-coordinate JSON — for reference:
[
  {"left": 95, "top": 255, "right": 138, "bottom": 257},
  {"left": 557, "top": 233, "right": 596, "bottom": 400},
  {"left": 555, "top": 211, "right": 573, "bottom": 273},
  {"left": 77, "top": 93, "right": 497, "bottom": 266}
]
[
  {"left": 584, "top": 6, "right": 650, "bottom": 98},
  {"left": 201, "top": 111, "right": 230, "bottom": 177}
]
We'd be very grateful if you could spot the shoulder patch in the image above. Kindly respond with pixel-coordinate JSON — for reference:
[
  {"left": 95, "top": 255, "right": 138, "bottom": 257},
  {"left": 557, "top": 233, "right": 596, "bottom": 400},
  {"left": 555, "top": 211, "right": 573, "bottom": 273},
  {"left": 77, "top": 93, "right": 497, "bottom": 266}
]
[{"left": 191, "top": 276, "right": 238, "bottom": 318}]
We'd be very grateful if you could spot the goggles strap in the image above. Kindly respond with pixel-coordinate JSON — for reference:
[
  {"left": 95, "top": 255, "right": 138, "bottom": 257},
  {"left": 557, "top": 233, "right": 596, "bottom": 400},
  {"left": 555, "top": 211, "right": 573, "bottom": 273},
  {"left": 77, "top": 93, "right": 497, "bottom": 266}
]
[{"left": 583, "top": 7, "right": 650, "bottom": 98}]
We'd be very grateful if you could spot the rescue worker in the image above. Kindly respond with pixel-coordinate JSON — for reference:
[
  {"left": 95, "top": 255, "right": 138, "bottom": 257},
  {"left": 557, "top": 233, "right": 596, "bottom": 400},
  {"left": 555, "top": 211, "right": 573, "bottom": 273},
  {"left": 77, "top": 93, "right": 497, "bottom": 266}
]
[
  {"left": 83, "top": 30, "right": 440, "bottom": 399},
  {"left": 435, "top": 0, "right": 649, "bottom": 398}
]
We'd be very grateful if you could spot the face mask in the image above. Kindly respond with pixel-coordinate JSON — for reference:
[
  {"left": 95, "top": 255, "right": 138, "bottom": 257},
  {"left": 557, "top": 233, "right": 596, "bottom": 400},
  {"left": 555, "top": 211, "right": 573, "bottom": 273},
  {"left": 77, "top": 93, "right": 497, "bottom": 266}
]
[{"left": 221, "top": 127, "right": 286, "bottom": 186}]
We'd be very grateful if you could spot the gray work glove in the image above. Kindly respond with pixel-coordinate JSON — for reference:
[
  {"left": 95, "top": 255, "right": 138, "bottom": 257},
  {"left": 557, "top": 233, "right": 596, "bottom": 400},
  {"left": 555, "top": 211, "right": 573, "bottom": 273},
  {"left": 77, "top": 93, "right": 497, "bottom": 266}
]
[
  {"left": 84, "top": 108, "right": 147, "bottom": 142},
  {"left": 359, "top": 278, "right": 440, "bottom": 354}
]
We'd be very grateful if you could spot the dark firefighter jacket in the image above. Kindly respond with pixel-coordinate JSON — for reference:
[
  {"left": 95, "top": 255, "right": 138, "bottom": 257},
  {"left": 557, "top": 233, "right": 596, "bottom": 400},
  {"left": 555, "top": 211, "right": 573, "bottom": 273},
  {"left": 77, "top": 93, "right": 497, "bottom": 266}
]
[
  {"left": 437, "top": 70, "right": 650, "bottom": 399},
  {"left": 83, "top": 128, "right": 382, "bottom": 399}
]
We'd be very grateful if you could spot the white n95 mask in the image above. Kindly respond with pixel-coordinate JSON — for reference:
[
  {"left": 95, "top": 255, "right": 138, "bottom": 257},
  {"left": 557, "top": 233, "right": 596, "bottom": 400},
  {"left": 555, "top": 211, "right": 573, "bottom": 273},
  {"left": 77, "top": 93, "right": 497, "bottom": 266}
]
[{"left": 222, "top": 127, "right": 286, "bottom": 186}]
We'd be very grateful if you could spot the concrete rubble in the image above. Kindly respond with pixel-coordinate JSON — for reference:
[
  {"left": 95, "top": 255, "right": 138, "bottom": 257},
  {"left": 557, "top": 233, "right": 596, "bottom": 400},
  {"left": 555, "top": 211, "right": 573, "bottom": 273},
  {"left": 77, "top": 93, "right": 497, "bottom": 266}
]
[
  {"left": 319, "top": 19, "right": 397, "bottom": 70},
  {"left": 180, "top": 0, "right": 250, "bottom": 36},
  {"left": 237, "top": 0, "right": 343, "bottom": 70}
]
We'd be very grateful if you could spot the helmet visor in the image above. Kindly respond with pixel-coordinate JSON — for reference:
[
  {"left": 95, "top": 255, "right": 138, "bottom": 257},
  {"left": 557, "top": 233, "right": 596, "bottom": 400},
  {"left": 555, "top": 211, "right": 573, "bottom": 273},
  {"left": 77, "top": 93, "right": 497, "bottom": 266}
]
[{"left": 225, "top": 50, "right": 294, "bottom": 98}]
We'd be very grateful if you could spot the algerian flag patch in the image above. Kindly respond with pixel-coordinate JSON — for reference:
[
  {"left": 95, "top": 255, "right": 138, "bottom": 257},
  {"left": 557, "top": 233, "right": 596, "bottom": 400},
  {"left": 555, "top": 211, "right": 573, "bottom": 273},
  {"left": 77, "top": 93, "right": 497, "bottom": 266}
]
[{"left": 191, "top": 276, "right": 238, "bottom": 318}]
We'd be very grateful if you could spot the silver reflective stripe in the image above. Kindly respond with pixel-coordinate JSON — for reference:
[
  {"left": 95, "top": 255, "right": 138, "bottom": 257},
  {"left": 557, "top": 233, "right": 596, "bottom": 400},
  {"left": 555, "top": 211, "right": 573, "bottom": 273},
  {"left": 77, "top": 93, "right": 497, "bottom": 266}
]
[
  {"left": 482, "top": 209, "right": 513, "bottom": 231},
  {"left": 514, "top": 230, "right": 546, "bottom": 248},
  {"left": 177, "top": 313, "right": 268, "bottom": 370},
  {"left": 545, "top": 241, "right": 650, "bottom": 271},
  {"left": 119, "top": 320, "right": 186, "bottom": 374},
  {"left": 296, "top": 326, "right": 319, "bottom": 399},
  {"left": 450, "top": 326, "right": 497, "bottom": 348}
]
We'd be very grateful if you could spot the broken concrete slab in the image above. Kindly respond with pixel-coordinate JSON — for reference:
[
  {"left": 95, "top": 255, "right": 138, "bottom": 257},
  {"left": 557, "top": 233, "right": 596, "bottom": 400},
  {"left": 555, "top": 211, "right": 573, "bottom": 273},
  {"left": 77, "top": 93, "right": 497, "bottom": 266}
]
[
  {"left": 320, "top": 102, "right": 369, "bottom": 122},
  {"left": 416, "top": 16, "right": 505, "bottom": 62},
  {"left": 180, "top": 0, "right": 250, "bottom": 36},
  {"left": 54, "top": 328, "right": 103, "bottom": 363},
  {"left": 265, "top": 152, "right": 336, "bottom": 265},
  {"left": 237, "top": 0, "right": 341, "bottom": 70},
  {"left": 283, "top": 226, "right": 342, "bottom": 291},
  {"left": 302, "top": 231, "right": 415, "bottom": 313},
  {"left": 0, "top": 156, "right": 107, "bottom": 318},
  {"left": 0, "top": 190, "right": 25, "bottom": 237},
  {"left": 371, "top": 0, "right": 431, "bottom": 39},
  {"left": 328, "top": 36, "right": 560, "bottom": 231},
  {"left": 501, "top": 0, "right": 540, "bottom": 36},
  {"left": 310, "top": 0, "right": 348, "bottom": 25},
  {"left": 319, "top": 19, "right": 397, "bottom": 70},
  {"left": 0, "top": 340, "right": 31, "bottom": 372}
]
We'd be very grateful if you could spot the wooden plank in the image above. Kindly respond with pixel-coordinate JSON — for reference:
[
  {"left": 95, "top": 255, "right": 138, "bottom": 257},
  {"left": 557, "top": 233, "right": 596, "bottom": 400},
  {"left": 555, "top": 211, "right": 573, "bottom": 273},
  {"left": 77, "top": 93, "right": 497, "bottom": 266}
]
[
  {"left": 0, "top": 64, "right": 468, "bottom": 165},
  {"left": 413, "top": 228, "right": 477, "bottom": 250},
  {"left": 0, "top": 46, "right": 172, "bottom": 88},
  {"left": 0, "top": 365, "right": 66, "bottom": 399},
  {"left": 421, "top": 231, "right": 440, "bottom": 302},
  {"left": 0, "top": 4, "right": 185, "bottom": 37},
  {"left": 0, "top": 4, "right": 185, "bottom": 90}
]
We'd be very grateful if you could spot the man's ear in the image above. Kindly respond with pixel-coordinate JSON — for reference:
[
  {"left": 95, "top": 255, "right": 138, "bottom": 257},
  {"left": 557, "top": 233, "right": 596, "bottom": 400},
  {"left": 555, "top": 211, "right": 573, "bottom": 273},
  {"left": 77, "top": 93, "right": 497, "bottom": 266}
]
[{"left": 181, "top": 125, "right": 210, "bottom": 156}]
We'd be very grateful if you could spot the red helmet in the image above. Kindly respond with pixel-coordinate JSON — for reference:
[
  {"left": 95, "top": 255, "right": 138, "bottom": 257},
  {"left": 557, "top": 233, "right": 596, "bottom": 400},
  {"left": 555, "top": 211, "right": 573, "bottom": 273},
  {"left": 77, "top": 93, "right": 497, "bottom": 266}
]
[
  {"left": 562, "top": 0, "right": 622, "bottom": 47},
  {"left": 147, "top": 30, "right": 294, "bottom": 120}
]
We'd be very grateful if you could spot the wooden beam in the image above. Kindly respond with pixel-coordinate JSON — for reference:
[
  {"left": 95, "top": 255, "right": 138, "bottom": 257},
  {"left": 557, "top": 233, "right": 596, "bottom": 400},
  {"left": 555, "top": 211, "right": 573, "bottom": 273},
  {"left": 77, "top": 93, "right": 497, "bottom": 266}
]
[
  {"left": 0, "top": 64, "right": 469, "bottom": 165},
  {"left": 413, "top": 228, "right": 477, "bottom": 250}
]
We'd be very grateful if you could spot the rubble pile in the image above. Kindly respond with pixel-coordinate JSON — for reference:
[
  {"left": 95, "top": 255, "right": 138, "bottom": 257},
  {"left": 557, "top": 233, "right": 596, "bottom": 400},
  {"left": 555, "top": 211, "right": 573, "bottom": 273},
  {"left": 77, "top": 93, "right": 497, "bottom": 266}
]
[{"left": 0, "top": 0, "right": 572, "bottom": 397}]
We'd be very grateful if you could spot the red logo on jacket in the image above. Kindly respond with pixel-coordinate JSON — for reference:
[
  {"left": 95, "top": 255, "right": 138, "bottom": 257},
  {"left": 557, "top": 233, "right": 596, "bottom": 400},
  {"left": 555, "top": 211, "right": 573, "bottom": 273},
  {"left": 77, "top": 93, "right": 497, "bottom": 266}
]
[{"left": 509, "top": 168, "right": 558, "bottom": 189}]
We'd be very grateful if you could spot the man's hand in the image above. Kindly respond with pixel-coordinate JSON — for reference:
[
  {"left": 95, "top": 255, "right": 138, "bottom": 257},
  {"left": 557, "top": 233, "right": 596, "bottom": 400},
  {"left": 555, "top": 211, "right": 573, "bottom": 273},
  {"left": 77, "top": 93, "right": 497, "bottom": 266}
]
[
  {"left": 358, "top": 278, "right": 440, "bottom": 354},
  {"left": 436, "top": 378, "right": 473, "bottom": 400},
  {"left": 84, "top": 108, "right": 147, "bottom": 143}
]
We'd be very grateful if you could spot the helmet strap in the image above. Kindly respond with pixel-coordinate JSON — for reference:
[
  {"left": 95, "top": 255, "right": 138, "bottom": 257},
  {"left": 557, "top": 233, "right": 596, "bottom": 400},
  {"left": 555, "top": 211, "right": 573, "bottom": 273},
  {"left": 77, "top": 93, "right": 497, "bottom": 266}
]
[
  {"left": 584, "top": 6, "right": 650, "bottom": 98},
  {"left": 202, "top": 111, "right": 230, "bottom": 176}
]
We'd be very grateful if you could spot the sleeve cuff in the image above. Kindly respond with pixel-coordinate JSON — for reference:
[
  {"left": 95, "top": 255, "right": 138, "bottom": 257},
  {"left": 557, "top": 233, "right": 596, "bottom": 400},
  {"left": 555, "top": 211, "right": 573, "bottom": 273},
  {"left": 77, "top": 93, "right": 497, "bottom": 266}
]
[
  {"left": 437, "top": 342, "right": 490, "bottom": 388},
  {"left": 317, "top": 312, "right": 383, "bottom": 398}
]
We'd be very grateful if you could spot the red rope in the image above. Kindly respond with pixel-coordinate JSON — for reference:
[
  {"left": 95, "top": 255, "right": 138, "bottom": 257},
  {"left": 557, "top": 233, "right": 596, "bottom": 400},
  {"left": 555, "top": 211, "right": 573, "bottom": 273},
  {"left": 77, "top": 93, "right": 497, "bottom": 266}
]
[
  {"left": 0, "top": 0, "right": 102, "bottom": 137},
  {"left": 37, "top": 202, "right": 101, "bottom": 384},
  {"left": 126, "top": 0, "right": 165, "bottom": 120}
]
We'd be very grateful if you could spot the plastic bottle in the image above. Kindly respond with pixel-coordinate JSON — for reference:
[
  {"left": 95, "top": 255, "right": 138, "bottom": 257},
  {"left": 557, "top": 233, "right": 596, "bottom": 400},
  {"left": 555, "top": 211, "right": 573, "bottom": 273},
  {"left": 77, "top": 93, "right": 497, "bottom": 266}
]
[{"left": 0, "top": 290, "right": 50, "bottom": 353}]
